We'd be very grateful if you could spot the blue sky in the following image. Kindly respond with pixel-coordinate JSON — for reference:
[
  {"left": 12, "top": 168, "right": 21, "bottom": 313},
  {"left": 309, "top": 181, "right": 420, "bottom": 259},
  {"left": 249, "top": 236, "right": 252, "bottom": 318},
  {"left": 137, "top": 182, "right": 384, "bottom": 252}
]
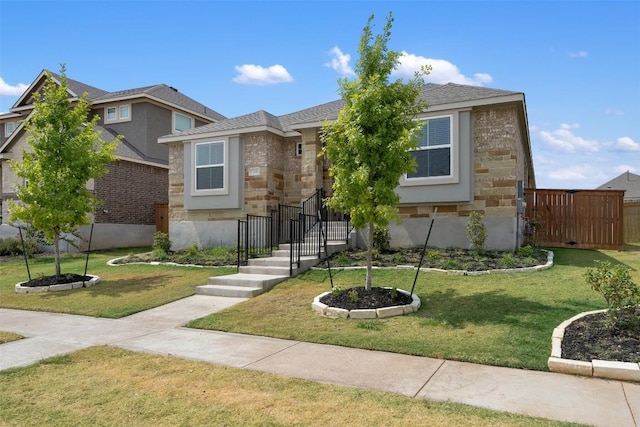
[{"left": 1, "top": 0, "right": 638, "bottom": 189}]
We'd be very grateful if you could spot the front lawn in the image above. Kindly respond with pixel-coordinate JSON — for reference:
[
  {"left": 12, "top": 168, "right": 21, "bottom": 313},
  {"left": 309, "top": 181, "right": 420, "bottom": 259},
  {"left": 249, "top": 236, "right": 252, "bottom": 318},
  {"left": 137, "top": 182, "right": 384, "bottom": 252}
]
[
  {"left": 188, "top": 248, "right": 640, "bottom": 371},
  {"left": 0, "top": 249, "right": 234, "bottom": 318},
  {"left": 0, "top": 346, "right": 582, "bottom": 427}
]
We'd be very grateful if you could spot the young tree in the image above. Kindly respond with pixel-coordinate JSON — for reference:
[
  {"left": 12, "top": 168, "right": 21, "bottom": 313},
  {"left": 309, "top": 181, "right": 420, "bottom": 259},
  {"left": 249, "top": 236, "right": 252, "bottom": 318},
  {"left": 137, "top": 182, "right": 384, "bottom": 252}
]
[
  {"left": 321, "top": 13, "right": 429, "bottom": 290},
  {"left": 9, "top": 66, "right": 118, "bottom": 279}
]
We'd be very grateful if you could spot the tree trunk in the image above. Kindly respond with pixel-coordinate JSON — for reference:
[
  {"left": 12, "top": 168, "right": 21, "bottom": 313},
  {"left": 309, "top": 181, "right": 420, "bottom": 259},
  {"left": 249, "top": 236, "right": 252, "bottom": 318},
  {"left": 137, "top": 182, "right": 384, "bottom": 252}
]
[
  {"left": 365, "top": 222, "right": 373, "bottom": 291},
  {"left": 54, "top": 234, "right": 61, "bottom": 279}
]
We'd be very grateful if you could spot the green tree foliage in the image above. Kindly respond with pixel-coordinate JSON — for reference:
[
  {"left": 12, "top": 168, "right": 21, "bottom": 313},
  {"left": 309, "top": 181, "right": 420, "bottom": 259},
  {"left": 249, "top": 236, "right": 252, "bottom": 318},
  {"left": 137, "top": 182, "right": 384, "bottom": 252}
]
[
  {"left": 321, "top": 13, "right": 429, "bottom": 290},
  {"left": 9, "top": 66, "right": 118, "bottom": 278}
]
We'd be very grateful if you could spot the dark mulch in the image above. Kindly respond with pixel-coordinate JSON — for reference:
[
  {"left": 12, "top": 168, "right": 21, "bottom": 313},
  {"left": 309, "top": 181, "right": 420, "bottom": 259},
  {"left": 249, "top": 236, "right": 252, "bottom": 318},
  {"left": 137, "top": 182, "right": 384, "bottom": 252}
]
[
  {"left": 329, "top": 247, "right": 548, "bottom": 271},
  {"left": 562, "top": 310, "right": 640, "bottom": 363},
  {"left": 21, "top": 274, "right": 92, "bottom": 288},
  {"left": 320, "top": 286, "right": 413, "bottom": 310}
]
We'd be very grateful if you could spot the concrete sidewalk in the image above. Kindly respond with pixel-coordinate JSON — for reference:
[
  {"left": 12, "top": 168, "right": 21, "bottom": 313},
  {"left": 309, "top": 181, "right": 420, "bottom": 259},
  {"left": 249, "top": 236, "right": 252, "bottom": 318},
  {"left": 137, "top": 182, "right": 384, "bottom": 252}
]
[{"left": 1, "top": 295, "right": 638, "bottom": 427}]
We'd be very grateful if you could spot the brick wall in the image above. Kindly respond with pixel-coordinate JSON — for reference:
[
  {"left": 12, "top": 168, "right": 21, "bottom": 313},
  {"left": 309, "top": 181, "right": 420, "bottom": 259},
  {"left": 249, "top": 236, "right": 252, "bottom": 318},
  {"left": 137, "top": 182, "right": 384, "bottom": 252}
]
[{"left": 94, "top": 160, "right": 168, "bottom": 224}]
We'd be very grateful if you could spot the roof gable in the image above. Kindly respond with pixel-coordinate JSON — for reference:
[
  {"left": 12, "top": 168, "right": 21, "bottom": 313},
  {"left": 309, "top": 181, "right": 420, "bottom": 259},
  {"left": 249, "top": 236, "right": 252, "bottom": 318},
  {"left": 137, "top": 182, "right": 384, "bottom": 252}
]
[{"left": 597, "top": 171, "right": 640, "bottom": 200}]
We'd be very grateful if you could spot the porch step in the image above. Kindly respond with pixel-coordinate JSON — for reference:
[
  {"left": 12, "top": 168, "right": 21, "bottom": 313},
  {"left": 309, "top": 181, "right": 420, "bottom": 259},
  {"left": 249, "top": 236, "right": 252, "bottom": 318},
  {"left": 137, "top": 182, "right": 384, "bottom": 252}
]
[{"left": 196, "top": 273, "right": 289, "bottom": 298}]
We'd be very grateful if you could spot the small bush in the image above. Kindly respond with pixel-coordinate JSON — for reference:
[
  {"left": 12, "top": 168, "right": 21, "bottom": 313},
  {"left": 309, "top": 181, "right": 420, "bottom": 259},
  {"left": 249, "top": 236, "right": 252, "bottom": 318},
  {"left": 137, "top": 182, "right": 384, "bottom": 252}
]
[
  {"left": 335, "top": 252, "right": 349, "bottom": 266},
  {"left": 348, "top": 290, "right": 359, "bottom": 303},
  {"left": 152, "top": 232, "right": 172, "bottom": 254},
  {"left": 426, "top": 249, "right": 441, "bottom": 260},
  {"left": 373, "top": 225, "right": 391, "bottom": 252},
  {"left": 332, "top": 286, "right": 342, "bottom": 297},
  {"left": 188, "top": 243, "right": 199, "bottom": 257},
  {"left": 465, "top": 211, "right": 487, "bottom": 254},
  {"left": 0, "top": 236, "right": 40, "bottom": 257},
  {"left": 517, "top": 245, "right": 534, "bottom": 257},
  {"left": 584, "top": 260, "right": 640, "bottom": 330},
  {"left": 501, "top": 253, "right": 515, "bottom": 268}
]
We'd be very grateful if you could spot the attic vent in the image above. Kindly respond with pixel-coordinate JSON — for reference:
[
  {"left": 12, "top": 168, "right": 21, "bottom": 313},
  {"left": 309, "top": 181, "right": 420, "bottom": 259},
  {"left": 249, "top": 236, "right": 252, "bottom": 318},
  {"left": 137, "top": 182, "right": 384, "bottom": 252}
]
[{"left": 169, "top": 86, "right": 178, "bottom": 92}]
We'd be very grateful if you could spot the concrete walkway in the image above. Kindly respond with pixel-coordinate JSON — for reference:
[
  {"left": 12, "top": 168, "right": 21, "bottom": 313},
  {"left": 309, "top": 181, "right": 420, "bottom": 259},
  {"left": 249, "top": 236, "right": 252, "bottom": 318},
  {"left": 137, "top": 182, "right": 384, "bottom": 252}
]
[{"left": 1, "top": 295, "right": 638, "bottom": 427}]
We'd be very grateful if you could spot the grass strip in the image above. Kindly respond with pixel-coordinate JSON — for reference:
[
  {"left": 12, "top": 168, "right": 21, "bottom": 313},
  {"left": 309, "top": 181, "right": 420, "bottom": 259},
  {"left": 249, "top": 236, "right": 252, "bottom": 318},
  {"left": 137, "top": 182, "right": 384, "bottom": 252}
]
[{"left": 0, "top": 346, "right": 584, "bottom": 427}]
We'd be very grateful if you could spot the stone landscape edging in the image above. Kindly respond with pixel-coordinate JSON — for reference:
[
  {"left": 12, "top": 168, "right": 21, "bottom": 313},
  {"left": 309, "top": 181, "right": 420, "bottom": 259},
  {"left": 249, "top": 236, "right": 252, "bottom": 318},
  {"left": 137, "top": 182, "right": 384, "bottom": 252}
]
[
  {"left": 15, "top": 274, "right": 100, "bottom": 294},
  {"left": 547, "top": 308, "right": 640, "bottom": 382},
  {"left": 107, "top": 256, "right": 234, "bottom": 269},
  {"left": 312, "top": 288, "right": 421, "bottom": 319}
]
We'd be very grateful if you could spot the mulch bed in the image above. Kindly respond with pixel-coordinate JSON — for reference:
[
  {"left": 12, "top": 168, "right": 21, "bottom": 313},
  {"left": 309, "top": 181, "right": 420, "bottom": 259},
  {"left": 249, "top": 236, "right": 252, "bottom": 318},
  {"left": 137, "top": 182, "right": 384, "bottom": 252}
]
[
  {"left": 561, "top": 311, "right": 640, "bottom": 363},
  {"left": 20, "top": 273, "right": 92, "bottom": 288},
  {"left": 320, "top": 286, "right": 413, "bottom": 310}
]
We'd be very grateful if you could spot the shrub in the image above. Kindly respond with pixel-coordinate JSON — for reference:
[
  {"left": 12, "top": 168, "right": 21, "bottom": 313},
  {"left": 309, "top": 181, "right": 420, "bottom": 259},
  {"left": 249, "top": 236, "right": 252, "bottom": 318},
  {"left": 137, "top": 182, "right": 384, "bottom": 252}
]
[
  {"left": 465, "top": 211, "right": 487, "bottom": 254},
  {"left": 517, "top": 245, "right": 534, "bottom": 257},
  {"left": 152, "top": 232, "right": 172, "bottom": 254},
  {"left": 188, "top": 243, "right": 199, "bottom": 257},
  {"left": 584, "top": 261, "right": 640, "bottom": 330},
  {"left": 348, "top": 290, "right": 359, "bottom": 303},
  {"left": 331, "top": 286, "right": 342, "bottom": 297},
  {"left": 373, "top": 225, "right": 391, "bottom": 252},
  {"left": 501, "top": 253, "right": 515, "bottom": 268},
  {"left": 0, "top": 236, "right": 40, "bottom": 257}
]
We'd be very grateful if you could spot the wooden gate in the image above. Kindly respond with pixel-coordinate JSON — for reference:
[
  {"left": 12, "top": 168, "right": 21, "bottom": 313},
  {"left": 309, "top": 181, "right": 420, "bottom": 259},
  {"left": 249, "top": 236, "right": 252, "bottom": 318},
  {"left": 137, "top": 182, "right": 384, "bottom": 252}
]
[
  {"left": 624, "top": 202, "right": 640, "bottom": 244},
  {"left": 155, "top": 203, "right": 169, "bottom": 234},
  {"left": 523, "top": 189, "right": 624, "bottom": 250}
]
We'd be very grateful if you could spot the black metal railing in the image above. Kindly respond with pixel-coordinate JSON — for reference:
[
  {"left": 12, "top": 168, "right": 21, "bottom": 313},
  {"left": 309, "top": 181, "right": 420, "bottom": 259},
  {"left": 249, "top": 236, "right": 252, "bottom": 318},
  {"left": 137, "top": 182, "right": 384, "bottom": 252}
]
[
  {"left": 237, "top": 189, "right": 353, "bottom": 274},
  {"left": 237, "top": 212, "right": 275, "bottom": 270}
]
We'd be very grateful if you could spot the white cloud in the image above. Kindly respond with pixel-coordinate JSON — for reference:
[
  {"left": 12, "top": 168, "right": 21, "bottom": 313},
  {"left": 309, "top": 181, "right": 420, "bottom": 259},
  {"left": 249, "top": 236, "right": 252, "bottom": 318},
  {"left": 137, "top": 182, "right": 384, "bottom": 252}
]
[
  {"left": 324, "top": 46, "right": 355, "bottom": 77},
  {"left": 569, "top": 51, "right": 589, "bottom": 58},
  {"left": 0, "top": 77, "right": 28, "bottom": 96},
  {"left": 232, "top": 64, "right": 293, "bottom": 86},
  {"left": 612, "top": 136, "right": 640, "bottom": 151},
  {"left": 392, "top": 51, "right": 493, "bottom": 86},
  {"left": 548, "top": 164, "right": 601, "bottom": 181},
  {"left": 537, "top": 123, "right": 599, "bottom": 153},
  {"left": 603, "top": 107, "right": 625, "bottom": 116},
  {"left": 614, "top": 165, "right": 638, "bottom": 174}
]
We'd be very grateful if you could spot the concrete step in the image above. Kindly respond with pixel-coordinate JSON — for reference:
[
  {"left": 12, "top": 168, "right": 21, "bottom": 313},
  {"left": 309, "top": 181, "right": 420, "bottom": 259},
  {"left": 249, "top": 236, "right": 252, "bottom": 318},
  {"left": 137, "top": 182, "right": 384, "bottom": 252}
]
[
  {"left": 207, "top": 273, "right": 288, "bottom": 288},
  {"left": 196, "top": 284, "right": 264, "bottom": 298}
]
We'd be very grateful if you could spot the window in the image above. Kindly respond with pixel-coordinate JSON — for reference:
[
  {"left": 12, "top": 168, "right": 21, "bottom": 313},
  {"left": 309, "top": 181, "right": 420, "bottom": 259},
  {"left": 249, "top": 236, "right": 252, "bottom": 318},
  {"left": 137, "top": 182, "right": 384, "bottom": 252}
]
[
  {"left": 195, "top": 141, "right": 225, "bottom": 191},
  {"left": 105, "top": 104, "right": 131, "bottom": 123},
  {"left": 5, "top": 121, "right": 16, "bottom": 137},
  {"left": 407, "top": 116, "right": 452, "bottom": 179},
  {"left": 174, "top": 112, "right": 193, "bottom": 132},
  {"left": 119, "top": 105, "right": 130, "bottom": 120},
  {"left": 296, "top": 142, "right": 303, "bottom": 156}
]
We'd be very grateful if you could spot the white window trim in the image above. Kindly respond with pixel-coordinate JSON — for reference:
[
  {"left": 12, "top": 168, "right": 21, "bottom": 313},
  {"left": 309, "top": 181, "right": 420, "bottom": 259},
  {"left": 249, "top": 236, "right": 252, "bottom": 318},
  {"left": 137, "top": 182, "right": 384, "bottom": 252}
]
[
  {"left": 173, "top": 112, "right": 193, "bottom": 133},
  {"left": 104, "top": 104, "right": 131, "bottom": 123},
  {"left": 5, "top": 121, "right": 16, "bottom": 137},
  {"left": 401, "top": 114, "right": 459, "bottom": 186},
  {"left": 191, "top": 139, "right": 229, "bottom": 196},
  {"left": 296, "top": 142, "right": 303, "bottom": 156}
]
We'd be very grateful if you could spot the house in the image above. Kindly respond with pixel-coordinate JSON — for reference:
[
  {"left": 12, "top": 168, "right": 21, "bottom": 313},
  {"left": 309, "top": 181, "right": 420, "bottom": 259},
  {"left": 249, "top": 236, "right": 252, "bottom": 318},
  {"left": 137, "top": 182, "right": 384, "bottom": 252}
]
[
  {"left": 159, "top": 83, "right": 534, "bottom": 252},
  {"left": 0, "top": 70, "right": 225, "bottom": 249},
  {"left": 597, "top": 171, "right": 640, "bottom": 202}
]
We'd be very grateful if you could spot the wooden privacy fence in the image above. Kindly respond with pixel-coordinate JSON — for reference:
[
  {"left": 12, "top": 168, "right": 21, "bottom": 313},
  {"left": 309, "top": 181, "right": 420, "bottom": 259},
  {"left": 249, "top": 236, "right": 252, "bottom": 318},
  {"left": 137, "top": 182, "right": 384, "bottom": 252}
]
[
  {"left": 625, "top": 201, "right": 640, "bottom": 244},
  {"left": 523, "top": 189, "right": 624, "bottom": 250}
]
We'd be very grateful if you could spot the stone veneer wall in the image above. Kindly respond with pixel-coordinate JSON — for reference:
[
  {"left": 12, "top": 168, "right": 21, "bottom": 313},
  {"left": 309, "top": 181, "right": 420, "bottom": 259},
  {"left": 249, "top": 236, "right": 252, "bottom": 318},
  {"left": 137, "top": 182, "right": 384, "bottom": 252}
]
[{"left": 396, "top": 104, "right": 521, "bottom": 220}]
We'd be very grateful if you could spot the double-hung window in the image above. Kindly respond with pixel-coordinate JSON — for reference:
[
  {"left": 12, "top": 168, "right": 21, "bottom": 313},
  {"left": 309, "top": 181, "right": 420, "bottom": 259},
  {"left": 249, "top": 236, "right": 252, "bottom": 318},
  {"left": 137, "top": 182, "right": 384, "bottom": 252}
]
[
  {"left": 195, "top": 141, "right": 225, "bottom": 191},
  {"left": 407, "top": 116, "right": 452, "bottom": 179}
]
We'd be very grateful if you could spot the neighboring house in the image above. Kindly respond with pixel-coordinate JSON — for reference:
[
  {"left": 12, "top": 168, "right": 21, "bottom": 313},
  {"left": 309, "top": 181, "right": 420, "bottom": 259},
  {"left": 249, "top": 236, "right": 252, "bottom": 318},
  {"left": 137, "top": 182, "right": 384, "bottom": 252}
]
[
  {"left": 159, "top": 83, "right": 534, "bottom": 251},
  {"left": 597, "top": 171, "right": 640, "bottom": 202},
  {"left": 0, "top": 70, "right": 225, "bottom": 249}
]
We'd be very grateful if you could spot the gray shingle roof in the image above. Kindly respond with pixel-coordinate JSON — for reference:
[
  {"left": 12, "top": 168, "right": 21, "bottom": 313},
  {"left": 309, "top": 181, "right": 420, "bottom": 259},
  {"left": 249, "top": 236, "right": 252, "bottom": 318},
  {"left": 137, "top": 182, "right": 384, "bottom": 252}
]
[
  {"left": 165, "top": 82, "right": 522, "bottom": 139},
  {"left": 50, "top": 72, "right": 109, "bottom": 100},
  {"left": 94, "top": 84, "right": 226, "bottom": 121},
  {"left": 47, "top": 71, "right": 225, "bottom": 122},
  {"left": 597, "top": 171, "right": 640, "bottom": 200},
  {"left": 96, "top": 125, "right": 167, "bottom": 165}
]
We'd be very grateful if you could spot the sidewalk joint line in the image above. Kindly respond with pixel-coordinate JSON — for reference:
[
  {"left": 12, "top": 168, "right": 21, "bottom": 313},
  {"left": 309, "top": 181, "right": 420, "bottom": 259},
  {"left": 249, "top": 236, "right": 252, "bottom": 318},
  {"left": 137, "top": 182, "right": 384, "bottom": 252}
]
[
  {"left": 241, "top": 340, "right": 303, "bottom": 369},
  {"left": 621, "top": 382, "right": 638, "bottom": 427},
  {"left": 413, "top": 359, "right": 446, "bottom": 398}
]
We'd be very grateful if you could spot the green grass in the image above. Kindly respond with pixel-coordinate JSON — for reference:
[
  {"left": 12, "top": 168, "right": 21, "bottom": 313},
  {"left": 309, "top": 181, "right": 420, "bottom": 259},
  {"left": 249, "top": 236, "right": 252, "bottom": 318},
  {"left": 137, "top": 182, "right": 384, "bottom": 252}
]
[
  {"left": 0, "top": 331, "right": 22, "bottom": 344},
  {"left": 0, "top": 248, "right": 234, "bottom": 318},
  {"left": 188, "top": 248, "right": 640, "bottom": 371},
  {"left": 0, "top": 346, "right": 583, "bottom": 427}
]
